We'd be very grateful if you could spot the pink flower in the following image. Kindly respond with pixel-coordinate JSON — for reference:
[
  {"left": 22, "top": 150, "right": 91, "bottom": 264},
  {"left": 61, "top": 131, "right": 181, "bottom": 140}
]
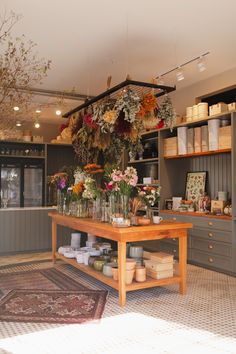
[
  {"left": 106, "top": 182, "right": 114, "bottom": 191},
  {"left": 129, "top": 175, "right": 138, "bottom": 186}
]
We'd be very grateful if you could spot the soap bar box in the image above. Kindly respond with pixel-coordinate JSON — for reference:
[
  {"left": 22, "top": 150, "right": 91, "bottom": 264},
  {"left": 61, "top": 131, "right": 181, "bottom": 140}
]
[
  {"left": 146, "top": 268, "right": 174, "bottom": 280},
  {"left": 144, "top": 259, "right": 173, "bottom": 271},
  {"left": 150, "top": 252, "right": 174, "bottom": 264}
]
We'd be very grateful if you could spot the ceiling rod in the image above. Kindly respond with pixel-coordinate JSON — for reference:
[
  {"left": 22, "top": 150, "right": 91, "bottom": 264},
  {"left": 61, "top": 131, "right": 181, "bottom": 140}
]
[
  {"left": 12, "top": 86, "right": 93, "bottom": 101},
  {"left": 155, "top": 51, "right": 210, "bottom": 79}
]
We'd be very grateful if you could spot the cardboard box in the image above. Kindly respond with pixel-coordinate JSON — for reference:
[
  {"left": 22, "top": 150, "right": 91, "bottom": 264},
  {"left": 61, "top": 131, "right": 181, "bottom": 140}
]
[
  {"left": 219, "top": 126, "right": 231, "bottom": 149},
  {"left": 228, "top": 102, "right": 236, "bottom": 111},
  {"left": 164, "top": 137, "right": 178, "bottom": 156},
  {"left": 209, "top": 103, "right": 228, "bottom": 116},
  {"left": 211, "top": 200, "right": 226, "bottom": 214},
  {"left": 146, "top": 268, "right": 173, "bottom": 280},
  {"left": 150, "top": 252, "right": 174, "bottom": 264},
  {"left": 144, "top": 259, "right": 173, "bottom": 271},
  {"left": 143, "top": 251, "right": 151, "bottom": 260}
]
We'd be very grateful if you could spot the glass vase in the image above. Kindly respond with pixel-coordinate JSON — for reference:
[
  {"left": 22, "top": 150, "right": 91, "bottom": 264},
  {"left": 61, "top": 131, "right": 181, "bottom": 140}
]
[
  {"left": 108, "top": 193, "right": 120, "bottom": 223},
  {"left": 146, "top": 207, "right": 153, "bottom": 222},
  {"left": 56, "top": 190, "right": 64, "bottom": 214},
  {"left": 76, "top": 199, "right": 88, "bottom": 218},
  {"left": 92, "top": 197, "right": 102, "bottom": 220},
  {"left": 120, "top": 194, "right": 130, "bottom": 219}
]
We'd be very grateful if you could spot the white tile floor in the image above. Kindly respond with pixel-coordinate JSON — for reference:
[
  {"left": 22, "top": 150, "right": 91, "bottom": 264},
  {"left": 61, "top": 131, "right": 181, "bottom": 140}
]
[{"left": 0, "top": 260, "right": 236, "bottom": 354}]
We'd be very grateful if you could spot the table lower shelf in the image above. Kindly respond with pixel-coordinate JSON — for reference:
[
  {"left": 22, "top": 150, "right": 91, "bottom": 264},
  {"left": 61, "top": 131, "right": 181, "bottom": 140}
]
[{"left": 56, "top": 253, "right": 181, "bottom": 292}]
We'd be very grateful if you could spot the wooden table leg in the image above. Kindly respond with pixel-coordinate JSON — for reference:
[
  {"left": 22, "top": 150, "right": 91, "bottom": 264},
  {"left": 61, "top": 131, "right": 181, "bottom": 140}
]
[
  {"left": 178, "top": 230, "right": 187, "bottom": 294},
  {"left": 118, "top": 241, "right": 127, "bottom": 307},
  {"left": 52, "top": 221, "right": 57, "bottom": 264}
]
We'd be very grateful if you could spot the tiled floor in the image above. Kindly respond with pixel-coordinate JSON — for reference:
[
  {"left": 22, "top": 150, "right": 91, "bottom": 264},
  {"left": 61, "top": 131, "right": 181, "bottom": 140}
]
[{"left": 0, "top": 253, "right": 235, "bottom": 354}]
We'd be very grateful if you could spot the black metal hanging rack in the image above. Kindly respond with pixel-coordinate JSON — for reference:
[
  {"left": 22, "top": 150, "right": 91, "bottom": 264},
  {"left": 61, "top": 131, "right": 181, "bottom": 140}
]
[{"left": 63, "top": 79, "right": 176, "bottom": 118}]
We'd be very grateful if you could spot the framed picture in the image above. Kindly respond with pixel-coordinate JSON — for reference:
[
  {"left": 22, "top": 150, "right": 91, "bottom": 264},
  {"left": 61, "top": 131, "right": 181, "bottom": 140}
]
[{"left": 185, "top": 171, "right": 207, "bottom": 202}]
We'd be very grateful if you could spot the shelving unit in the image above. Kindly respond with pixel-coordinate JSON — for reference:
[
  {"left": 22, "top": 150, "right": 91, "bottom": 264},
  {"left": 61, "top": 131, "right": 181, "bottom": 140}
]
[
  {"left": 156, "top": 110, "right": 236, "bottom": 275},
  {"left": 164, "top": 148, "right": 231, "bottom": 159},
  {"left": 0, "top": 140, "right": 77, "bottom": 207}
]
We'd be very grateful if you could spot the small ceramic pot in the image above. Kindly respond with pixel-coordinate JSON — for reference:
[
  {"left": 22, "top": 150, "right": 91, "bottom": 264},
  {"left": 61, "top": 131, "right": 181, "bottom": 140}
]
[
  {"left": 103, "top": 262, "right": 116, "bottom": 277},
  {"left": 125, "top": 269, "right": 135, "bottom": 285},
  {"left": 137, "top": 217, "right": 151, "bottom": 226},
  {"left": 129, "top": 246, "right": 143, "bottom": 258},
  {"left": 88, "top": 256, "right": 97, "bottom": 268},
  {"left": 112, "top": 266, "right": 119, "bottom": 281},
  {"left": 93, "top": 258, "right": 106, "bottom": 272},
  {"left": 126, "top": 258, "right": 136, "bottom": 270},
  {"left": 135, "top": 266, "right": 146, "bottom": 282}
]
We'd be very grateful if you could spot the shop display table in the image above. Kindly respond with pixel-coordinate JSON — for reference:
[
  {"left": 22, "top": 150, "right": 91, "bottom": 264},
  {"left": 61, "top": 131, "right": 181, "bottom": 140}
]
[{"left": 48, "top": 212, "right": 193, "bottom": 306}]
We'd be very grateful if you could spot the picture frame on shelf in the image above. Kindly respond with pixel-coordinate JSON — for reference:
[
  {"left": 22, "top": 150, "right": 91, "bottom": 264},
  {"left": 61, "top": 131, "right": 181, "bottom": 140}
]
[{"left": 185, "top": 171, "right": 207, "bottom": 203}]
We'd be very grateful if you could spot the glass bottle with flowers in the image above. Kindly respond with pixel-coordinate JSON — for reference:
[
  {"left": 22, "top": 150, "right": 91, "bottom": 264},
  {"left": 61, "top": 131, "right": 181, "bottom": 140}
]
[
  {"left": 51, "top": 172, "right": 69, "bottom": 214},
  {"left": 71, "top": 181, "right": 85, "bottom": 216},
  {"left": 108, "top": 166, "right": 138, "bottom": 220},
  {"left": 138, "top": 185, "right": 161, "bottom": 221}
]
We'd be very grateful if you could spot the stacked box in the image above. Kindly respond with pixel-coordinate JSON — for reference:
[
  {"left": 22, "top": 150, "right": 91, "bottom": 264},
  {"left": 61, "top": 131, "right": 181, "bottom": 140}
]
[
  {"left": 228, "top": 102, "right": 236, "bottom": 111},
  {"left": 194, "top": 127, "right": 202, "bottom": 153},
  {"left": 164, "top": 137, "right": 178, "bottom": 156},
  {"left": 209, "top": 103, "right": 228, "bottom": 116},
  {"left": 187, "top": 128, "right": 194, "bottom": 153},
  {"left": 219, "top": 126, "right": 231, "bottom": 149},
  {"left": 144, "top": 252, "right": 174, "bottom": 280},
  {"left": 201, "top": 125, "right": 209, "bottom": 152}
]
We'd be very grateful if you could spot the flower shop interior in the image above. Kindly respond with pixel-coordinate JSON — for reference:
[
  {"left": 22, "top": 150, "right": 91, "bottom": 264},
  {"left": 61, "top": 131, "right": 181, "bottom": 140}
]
[{"left": 0, "top": 0, "right": 236, "bottom": 353}]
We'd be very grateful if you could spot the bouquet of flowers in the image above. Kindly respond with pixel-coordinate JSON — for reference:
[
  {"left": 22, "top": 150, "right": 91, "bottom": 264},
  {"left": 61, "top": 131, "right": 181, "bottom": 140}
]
[
  {"left": 138, "top": 185, "right": 161, "bottom": 207},
  {"left": 107, "top": 166, "right": 138, "bottom": 196},
  {"left": 51, "top": 172, "right": 69, "bottom": 192},
  {"left": 82, "top": 177, "right": 98, "bottom": 200},
  {"left": 71, "top": 181, "right": 84, "bottom": 200}
]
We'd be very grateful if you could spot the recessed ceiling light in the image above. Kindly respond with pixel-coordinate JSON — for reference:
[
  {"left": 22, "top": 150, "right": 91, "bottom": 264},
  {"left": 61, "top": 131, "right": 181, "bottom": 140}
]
[
  {"left": 35, "top": 109, "right": 41, "bottom": 113},
  {"left": 56, "top": 110, "right": 62, "bottom": 116},
  {"left": 34, "top": 122, "right": 40, "bottom": 128},
  {"left": 16, "top": 121, "right": 22, "bottom": 127},
  {"left": 13, "top": 106, "right": 20, "bottom": 111}
]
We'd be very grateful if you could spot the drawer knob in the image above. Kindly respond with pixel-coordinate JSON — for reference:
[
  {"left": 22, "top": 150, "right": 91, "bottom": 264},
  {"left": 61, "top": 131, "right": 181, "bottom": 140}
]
[
  {"left": 173, "top": 217, "right": 177, "bottom": 221},
  {"left": 208, "top": 257, "right": 213, "bottom": 263},
  {"left": 173, "top": 238, "right": 177, "bottom": 242},
  {"left": 208, "top": 221, "right": 213, "bottom": 226},
  {"left": 208, "top": 244, "right": 213, "bottom": 250},
  {"left": 208, "top": 232, "right": 213, "bottom": 238},
  {"left": 173, "top": 249, "right": 177, "bottom": 253}
]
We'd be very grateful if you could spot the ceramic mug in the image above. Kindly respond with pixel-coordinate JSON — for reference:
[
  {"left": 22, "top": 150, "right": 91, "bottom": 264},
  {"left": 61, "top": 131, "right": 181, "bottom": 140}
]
[{"left": 153, "top": 216, "right": 163, "bottom": 224}]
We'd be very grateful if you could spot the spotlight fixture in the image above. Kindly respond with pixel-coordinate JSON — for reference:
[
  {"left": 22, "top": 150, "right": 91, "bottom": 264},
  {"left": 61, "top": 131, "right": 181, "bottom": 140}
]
[
  {"left": 197, "top": 57, "right": 206, "bottom": 72},
  {"left": 176, "top": 68, "right": 185, "bottom": 82},
  {"left": 35, "top": 109, "right": 41, "bottom": 113},
  {"left": 56, "top": 110, "right": 62, "bottom": 116},
  {"left": 34, "top": 122, "right": 40, "bottom": 128},
  {"left": 13, "top": 106, "right": 20, "bottom": 111},
  {"left": 156, "top": 51, "right": 210, "bottom": 81},
  {"left": 16, "top": 121, "right": 22, "bottom": 127}
]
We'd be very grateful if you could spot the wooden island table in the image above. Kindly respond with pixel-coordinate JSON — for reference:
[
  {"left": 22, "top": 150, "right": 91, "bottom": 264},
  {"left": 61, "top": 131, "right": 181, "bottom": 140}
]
[{"left": 48, "top": 212, "right": 193, "bottom": 306}]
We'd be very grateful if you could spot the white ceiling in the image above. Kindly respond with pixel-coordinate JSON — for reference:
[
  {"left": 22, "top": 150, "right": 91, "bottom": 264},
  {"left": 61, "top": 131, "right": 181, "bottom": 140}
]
[{"left": 2, "top": 0, "right": 236, "bottom": 123}]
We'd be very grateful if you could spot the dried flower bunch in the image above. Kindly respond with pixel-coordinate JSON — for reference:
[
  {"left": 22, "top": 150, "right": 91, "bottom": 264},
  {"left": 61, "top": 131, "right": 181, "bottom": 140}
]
[{"left": 51, "top": 172, "right": 69, "bottom": 192}]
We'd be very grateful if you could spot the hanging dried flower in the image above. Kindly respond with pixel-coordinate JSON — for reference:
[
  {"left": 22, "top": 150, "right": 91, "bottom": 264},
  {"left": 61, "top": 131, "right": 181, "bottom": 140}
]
[
  {"left": 84, "top": 113, "right": 98, "bottom": 129},
  {"left": 158, "top": 95, "right": 176, "bottom": 130},
  {"left": 115, "top": 89, "right": 140, "bottom": 123}
]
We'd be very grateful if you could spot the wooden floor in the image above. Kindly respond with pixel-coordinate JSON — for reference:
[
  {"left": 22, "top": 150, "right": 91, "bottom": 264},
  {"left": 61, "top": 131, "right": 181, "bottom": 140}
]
[{"left": 0, "top": 251, "right": 51, "bottom": 267}]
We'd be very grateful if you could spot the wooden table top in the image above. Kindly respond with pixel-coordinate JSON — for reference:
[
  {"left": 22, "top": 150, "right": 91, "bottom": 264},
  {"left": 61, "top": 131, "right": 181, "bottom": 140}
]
[{"left": 48, "top": 212, "right": 193, "bottom": 243}]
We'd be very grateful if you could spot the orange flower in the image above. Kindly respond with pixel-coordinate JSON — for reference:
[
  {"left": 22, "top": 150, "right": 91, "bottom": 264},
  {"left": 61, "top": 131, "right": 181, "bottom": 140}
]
[{"left": 72, "top": 182, "right": 84, "bottom": 194}]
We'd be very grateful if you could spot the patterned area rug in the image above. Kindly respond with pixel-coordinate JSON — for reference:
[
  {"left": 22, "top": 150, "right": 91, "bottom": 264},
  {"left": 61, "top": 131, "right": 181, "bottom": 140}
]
[{"left": 0, "top": 267, "right": 108, "bottom": 324}]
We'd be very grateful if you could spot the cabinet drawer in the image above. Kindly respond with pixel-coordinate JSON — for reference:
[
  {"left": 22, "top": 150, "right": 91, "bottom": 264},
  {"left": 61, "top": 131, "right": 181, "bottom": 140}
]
[
  {"left": 191, "top": 249, "right": 232, "bottom": 272},
  {"left": 190, "top": 228, "right": 232, "bottom": 243},
  {"left": 191, "top": 217, "right": 232, "bottom": 232},
  {"left": 161, "top": 237, "right": 191, "bottom": 247},
  {"left": 191, "top": 237, "right": 232, "bottom": 257}
]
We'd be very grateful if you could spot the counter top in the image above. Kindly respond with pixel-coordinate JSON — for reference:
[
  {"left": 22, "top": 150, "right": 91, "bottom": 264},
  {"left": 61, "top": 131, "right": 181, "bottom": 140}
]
[
  {"left": 0, "top": 206, "right": 56, "bottom": 211},
  {"left": 160, "top": 210, "right": 232, "bottom": 221}
]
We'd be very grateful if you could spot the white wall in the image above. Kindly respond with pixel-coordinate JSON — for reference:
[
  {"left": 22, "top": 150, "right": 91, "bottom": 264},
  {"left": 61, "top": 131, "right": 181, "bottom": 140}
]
[{"left": 171, "top": 66, "right": 236, "bottom": 116}]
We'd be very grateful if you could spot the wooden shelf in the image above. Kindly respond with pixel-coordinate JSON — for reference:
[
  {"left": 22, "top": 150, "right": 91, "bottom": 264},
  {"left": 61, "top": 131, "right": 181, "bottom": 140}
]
[
  {"left": 56, "top": 253, "right": 180, "bottom": 292},
  {"left": 128, "top": 157, "right": 159, "bottom": 164},
  {"left": 141, "top": 129, "right": 158, "bottom": 137},
  {"left": 0, "top": 154, "right": 45, "bottom": 159},
  {"left": 175, "top": 111, "right": 233, "bottom": 128},
  {"left": 164, "top": 148, "right": 231, "bottom": 159}
]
